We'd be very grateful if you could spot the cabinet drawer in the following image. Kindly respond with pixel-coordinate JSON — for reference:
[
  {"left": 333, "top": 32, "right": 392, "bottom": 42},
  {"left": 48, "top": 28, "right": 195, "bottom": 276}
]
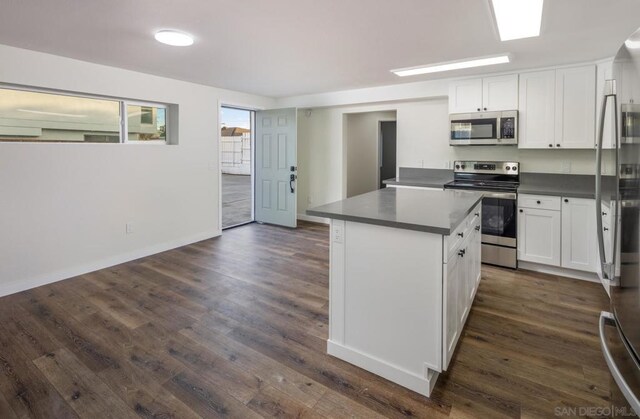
[
  {"left": 518, "top": 194, "right": 561, "bottom": 211},
  {"left": 447, "top": 204, "right": 481, "bottom": 259}
]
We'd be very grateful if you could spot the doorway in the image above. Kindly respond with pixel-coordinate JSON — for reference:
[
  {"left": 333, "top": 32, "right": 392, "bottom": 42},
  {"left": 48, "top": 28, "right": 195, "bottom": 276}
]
[
  {"left": 220, "top": 106, "right": 255, "bottom": 229},
  {"left": 344, "top": 111, "right": 396, "bottom": 198},
  {"left": 379, "top": 121, "right": 397, "bottom": 189}
]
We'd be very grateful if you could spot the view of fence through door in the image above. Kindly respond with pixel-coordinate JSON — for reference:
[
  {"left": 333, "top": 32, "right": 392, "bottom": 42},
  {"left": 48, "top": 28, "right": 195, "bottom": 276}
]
[{"left": 220, "top": 106, "right": 254, "bottom": 229}]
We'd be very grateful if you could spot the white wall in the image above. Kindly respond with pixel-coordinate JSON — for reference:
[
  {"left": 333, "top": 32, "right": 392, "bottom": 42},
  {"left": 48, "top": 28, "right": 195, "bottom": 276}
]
[
  {"left": 0, "top": 44, "right": 275, "bottom": 296},
  {"left": 346, "top": 111, "right": 396, "bottom": 197}
]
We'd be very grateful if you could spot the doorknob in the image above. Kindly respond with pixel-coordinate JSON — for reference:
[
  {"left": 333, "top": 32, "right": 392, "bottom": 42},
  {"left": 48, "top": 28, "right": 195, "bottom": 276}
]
[{"left": 289, "top": 174, "right": 296, "bottom": 193}]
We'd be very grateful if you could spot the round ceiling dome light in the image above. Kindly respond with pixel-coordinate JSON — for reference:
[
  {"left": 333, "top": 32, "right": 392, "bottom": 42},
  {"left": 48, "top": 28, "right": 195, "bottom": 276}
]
[{"left": 154, "top": 30, "right": 194, "bottom": 47}]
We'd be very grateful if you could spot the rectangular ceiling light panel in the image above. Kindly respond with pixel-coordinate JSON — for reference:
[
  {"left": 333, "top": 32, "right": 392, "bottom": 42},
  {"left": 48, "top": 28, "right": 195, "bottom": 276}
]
[
  {"left": 491, "top": 0, "right": 543, "bottom": 41},
  {"left": 392, "top": 55, "right": 510, "bottom": 77}
]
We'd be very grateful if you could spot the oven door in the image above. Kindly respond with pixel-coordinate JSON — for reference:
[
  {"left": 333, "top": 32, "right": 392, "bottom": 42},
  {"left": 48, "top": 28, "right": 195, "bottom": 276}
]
[
  {"left": 481, "top": 196, "right": 517, "bottom": 247},
  {"left": 450, "top": 116, "right": 498, "bottom": 145}
]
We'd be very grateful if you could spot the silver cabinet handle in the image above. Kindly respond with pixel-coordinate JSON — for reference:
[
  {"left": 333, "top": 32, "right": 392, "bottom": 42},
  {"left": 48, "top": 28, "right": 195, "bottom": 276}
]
[{"left": 599, "top": 311, "right": 640, "bottom": 413}]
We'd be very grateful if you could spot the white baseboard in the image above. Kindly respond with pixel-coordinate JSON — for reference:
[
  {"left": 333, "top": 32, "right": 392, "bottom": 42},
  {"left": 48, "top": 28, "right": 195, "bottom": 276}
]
[
  {"left": 0, "top": 229, "right": 221, "bottom": 298},
  {"left": 327, "top": 340, "right": 437, "bottom": 397},
  {"left": 517, "top": 261, "right": 600, "bottom": 283},
  {"left": 297, "top": 213, "right": 330, "bottom": 224}
]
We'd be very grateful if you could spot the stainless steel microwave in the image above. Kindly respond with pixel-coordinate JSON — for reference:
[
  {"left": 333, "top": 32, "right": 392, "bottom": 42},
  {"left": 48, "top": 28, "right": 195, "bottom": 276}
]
[{"left": 449, "top": 110, "right": 518, "bottom": 146}]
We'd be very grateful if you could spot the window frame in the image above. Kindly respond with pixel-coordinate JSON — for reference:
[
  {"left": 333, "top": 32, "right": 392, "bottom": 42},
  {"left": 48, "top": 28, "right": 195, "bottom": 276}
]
[
  {"left": 0, "top": 84, "right": 170, "bottom": 145},
  {"left": 122, "top": 99, "right": 168, "bottom": 145}
]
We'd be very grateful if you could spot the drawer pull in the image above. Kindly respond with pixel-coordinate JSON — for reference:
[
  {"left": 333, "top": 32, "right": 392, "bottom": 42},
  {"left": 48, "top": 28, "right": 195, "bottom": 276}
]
[
  {"left": 457, "top": 232, "right": 464, "bottom": 238},
  {"left": 475, "top": 225, "right": 480, "bottom": 231},
  {"left": 458, "top": 249, "right": 466, "bottom": 257},
  {"left": 474, "top": 212, "right": 480, "bottom": 217},
  {"left": 602, "top": 211, "right": 608, "bottom": 216},
  {"left": 536, "top": 200, "right": 541, "bottom": 204},
  {"left": 604, "top": 227, "right": 609, "bottom": 231},
  {"left": 519, "top": 209, "right": 523, "bottom": 213},
  {"left": 564, "top": 199, "right": 569, "bottom": 203}
]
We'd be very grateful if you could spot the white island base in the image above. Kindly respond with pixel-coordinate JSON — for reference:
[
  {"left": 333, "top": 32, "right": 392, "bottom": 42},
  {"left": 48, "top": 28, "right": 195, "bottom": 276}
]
[{"left": 327, "top": 206, "right": 481, "bottom": 397}]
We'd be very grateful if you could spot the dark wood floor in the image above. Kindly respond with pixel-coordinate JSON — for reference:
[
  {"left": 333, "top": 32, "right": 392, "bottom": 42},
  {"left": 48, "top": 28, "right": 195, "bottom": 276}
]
[{"left": 0, "top": 221, "right": 613, "bottom": 418}]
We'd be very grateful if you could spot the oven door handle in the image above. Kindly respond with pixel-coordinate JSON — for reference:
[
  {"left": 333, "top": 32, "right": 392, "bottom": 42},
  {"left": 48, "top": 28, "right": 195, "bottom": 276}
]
[{"left": 480, "top": 192, "right": 517, "bottom": 200}]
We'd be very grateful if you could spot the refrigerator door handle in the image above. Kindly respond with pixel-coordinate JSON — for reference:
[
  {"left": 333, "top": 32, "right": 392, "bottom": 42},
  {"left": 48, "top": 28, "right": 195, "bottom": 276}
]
[
  {"left": 596, "top": 80, "right": 619, "bottom": 281},
  {"left": 600, "top": 311, "right": 640, "bottom": 414}
]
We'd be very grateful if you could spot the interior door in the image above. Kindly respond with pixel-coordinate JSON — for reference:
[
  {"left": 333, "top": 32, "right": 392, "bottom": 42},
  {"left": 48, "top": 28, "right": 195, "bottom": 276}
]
[
  {"left": 379, "top": 121, "right": 397, "bottom": 188},
  {"left": 255, "top": 108, "right": 297, "bottom": 228}
]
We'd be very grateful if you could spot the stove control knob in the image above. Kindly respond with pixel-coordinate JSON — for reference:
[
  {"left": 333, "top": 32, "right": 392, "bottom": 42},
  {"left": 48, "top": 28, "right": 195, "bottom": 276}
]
[
  {"left": 461, "top": 164, "right": 466, "bottom": 169},
  {"left": 455, "top": 164, "right": 460, "bottom": 169},
  {"left": 505, "top": 166, "right": 511, "bottom": 171}
]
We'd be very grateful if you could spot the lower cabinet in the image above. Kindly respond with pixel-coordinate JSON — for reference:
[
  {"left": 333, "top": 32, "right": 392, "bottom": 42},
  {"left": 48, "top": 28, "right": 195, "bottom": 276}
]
[
  {"left": 561, "top": 197, "right": 598, "bottom": 272},
  {"left": 517, "top": 194, "right": 598, "bottom": 273},
  {"left": 517, "top": 207, "right": 561, "bottom": 266},
  {"left": 443, "top": 206, "right": 481, "bottom": 370}
]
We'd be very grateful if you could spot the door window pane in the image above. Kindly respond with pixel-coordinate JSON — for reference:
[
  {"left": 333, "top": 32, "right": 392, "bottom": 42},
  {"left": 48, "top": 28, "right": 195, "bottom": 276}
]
[
  {"left": 0, "top": 88, "right": 120, "bottom": 142},
  {"left": 127, "top": 105, "right": 166, "bottom": 142}
]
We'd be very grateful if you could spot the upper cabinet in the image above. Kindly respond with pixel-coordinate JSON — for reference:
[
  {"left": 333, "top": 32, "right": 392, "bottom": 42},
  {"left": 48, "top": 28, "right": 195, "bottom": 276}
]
[
  {"left": 597, "top": 60, "right": 616, "bottom": 149},
  {"left": 555, "top": 65, "right": 596, "bottom": 149},
  {"left": 518, "top": 65, "right": 596, "bottom": 149},
  {"left": 518, "top": 70, "right": 556, "bottom": 149},
  {"left": 449, "top": 79, "right": 482, "bottom": 113},
  {"left": 448, "top": 74, "right": 518, "bottom": 114}
]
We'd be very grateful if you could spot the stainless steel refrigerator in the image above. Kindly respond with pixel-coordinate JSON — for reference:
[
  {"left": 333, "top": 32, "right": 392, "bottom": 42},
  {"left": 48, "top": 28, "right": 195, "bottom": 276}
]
[{"left": 597, "top": 27, "right": 640, "bottom": 415}]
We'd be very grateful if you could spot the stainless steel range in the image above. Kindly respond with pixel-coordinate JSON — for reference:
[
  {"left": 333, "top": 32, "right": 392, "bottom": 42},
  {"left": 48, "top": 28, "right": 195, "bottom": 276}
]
[{"left": 444, "top": 161, "right": 519, "bottom": 268}]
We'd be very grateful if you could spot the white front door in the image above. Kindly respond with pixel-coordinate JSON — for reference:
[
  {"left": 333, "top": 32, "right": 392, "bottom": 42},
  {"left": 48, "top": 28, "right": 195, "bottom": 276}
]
[{"left": 255, "top": 108, "right": 297, "bottom": 228}]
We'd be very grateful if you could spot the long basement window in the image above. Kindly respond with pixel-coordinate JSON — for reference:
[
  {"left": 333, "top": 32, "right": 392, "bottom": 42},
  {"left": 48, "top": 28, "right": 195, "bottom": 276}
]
[{"left": 0, "top": 86, "right": 173, "bottom": 144}]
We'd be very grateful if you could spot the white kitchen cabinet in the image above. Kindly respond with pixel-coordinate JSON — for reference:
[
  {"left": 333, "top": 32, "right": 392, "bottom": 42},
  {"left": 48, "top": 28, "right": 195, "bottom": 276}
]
[
  {"left": 518, "top": 65, "right": 596, "bottom": 149},
  {"left": 448, "top": 79, "right": 483, "bottom": 113},
  {"left": 555, "top": 65, "right": 596, "bottom": 149},
  {"left": 517, "top": 206, "right": 562, "bottom": 266},
  {"left": 561, "top": 197, "right": 598, "bottom": 272},
  {"left": 597, "top": 60, "right": 616, "bottom": 149},
  {"left": 518, "top": 194, "right": 600, "bottom": 274},
  {"left": 518, "top": 70, "right": 556, "bottom": 149},
  {"left": 482, "top": 74, "right": 519, "bottom": 112},
  {"left": 444, "top": 249, "right": 460, "bottom": 370},
  {"left": 449, "top": 75, "right": 518, "bottom": 113},
  {"left": 443, "top": 204, "right": 481, "bottom": 371}
]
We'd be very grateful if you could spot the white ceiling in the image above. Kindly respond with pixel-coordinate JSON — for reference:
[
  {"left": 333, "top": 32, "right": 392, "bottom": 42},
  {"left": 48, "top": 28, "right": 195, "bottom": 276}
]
[{"left": 1, "top": 0, "right": 640, "bottom": 98}]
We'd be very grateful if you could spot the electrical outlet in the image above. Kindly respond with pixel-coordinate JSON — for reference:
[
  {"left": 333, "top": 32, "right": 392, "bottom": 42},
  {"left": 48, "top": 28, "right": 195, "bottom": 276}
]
[
  {"left": 126, "top": 223, "right": 134, "bottom": 234},
  {"left": 561, "top": 161, "right": 571, "bottom": 173},
  {"left": 333, "top": 224, "right": 344, "bottom": 243}
]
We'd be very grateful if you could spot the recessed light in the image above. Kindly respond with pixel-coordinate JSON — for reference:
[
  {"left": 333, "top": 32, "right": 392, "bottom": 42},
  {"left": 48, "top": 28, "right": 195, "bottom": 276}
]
[
  {"left": 154, "top": 30, "right": 194, "bottom": 47},
  {"left": 491, "top": 0, "right": 543, "bottom": 41},
  {"left": 391, "top": 55, "right": 510, "bottom": 77}
]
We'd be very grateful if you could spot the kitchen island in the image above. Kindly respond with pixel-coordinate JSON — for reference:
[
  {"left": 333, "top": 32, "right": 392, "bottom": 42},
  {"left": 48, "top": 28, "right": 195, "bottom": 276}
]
[{"left": 307, "top": 187, "right": 483, "bottom": 397}]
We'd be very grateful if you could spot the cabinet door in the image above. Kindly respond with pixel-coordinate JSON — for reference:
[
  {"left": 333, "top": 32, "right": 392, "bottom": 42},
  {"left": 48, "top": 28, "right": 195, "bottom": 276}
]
[
  {"left": 517, "top": 208, "right": 561, "bottom": 266},
  {"left": 596, "top": 61, "right": 616, "bottom": 149},
  {"left": 458, "top": 244, "right": 469, "bottom": 326},
  {"left": 482, "top": 74, "right": 518, "bottom": 112},
  {"left": 518, "top": 70, "right": 556, "bottom": 149},
  {"left": 555, "top": 65, "right": 596, "bottom": 149},
  {"left": 443, "top": 253, "right": 460, "bottom": 370},
  {"left": 561, "top": 198, "right": 598, "bottom": 272},
  {"left": 469, "top": 220, "right": 482, "bottom": 296},
  {"left": 449, "top": 79, "right": 483, "bottom": 113}
]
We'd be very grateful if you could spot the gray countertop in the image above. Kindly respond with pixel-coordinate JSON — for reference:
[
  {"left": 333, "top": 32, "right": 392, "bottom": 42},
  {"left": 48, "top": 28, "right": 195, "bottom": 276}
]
[
  {"left": 385, "top": 168, "right": 616, "bottom": 200},
  {"left": 306, "top": 187, "right": 483, "bottom": 235},
  {"left": 517, "top": 173, "right": 616, "bottom": 200},
  {"left": 383, "top": 168, "right": 453, "bottom": 189}
]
